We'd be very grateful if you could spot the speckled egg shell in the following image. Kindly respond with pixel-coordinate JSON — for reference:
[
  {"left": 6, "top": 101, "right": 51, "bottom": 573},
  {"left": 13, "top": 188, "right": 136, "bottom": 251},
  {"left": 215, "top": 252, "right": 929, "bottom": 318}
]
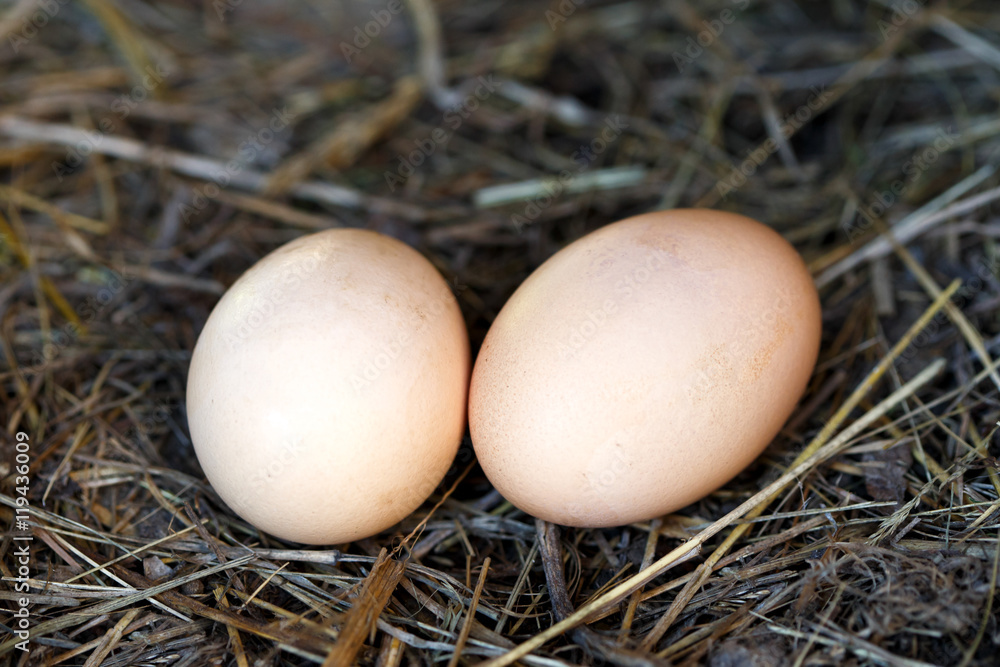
[
  {"left": 469, "top": 209, "right": 821, "bottom": 527},
  {"left": 187, "top": 229, "right": 470, "bottom": 544}
]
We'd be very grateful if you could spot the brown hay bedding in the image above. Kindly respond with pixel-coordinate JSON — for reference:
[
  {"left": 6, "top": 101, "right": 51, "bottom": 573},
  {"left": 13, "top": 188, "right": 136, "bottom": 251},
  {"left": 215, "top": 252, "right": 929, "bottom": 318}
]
[{"left": 2, "top": 0, "right": 1000, "bottom": 664}]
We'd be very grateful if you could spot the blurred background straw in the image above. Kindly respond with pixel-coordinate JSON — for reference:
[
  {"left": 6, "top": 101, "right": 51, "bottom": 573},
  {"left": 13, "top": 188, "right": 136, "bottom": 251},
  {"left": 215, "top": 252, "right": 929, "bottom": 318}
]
[{"left": 2, "top": 0, "right": 1000, "bottom": 664}]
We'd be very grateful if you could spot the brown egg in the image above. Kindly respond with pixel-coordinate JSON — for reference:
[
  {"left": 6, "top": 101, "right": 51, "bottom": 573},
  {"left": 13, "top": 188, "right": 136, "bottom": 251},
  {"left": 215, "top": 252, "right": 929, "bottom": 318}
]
[
  {"left": 469, "top": 209, "right": 821, "bottom": 527},
  {"left": 186, "top": 229, "right": 470, "bottom": 544}
]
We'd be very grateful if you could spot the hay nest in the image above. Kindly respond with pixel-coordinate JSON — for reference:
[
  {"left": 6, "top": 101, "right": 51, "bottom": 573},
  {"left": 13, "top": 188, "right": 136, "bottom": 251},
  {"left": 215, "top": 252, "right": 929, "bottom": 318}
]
[{"left": 2, "top": 0, "right": 1000, "bottom": 664}]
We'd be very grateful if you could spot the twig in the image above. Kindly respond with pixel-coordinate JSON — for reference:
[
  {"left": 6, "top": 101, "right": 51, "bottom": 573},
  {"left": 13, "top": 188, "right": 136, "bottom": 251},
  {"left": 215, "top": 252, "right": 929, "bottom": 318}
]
[
  {"left": 0, "top": 116, "right": 430, "bottom": 221},
  {"left": 816, "top": 171, "right": 1000, "bottom": 287},
  {"left": 404, "top": 0, "right": 460, "bottom": 109},
  {"left": 323, "top": 549, "right": 406, "bottom": 666},
  {"left": 535, "top": 520, "right": 666, "bottom": 667},
  {"left": 447, "top": 557, "right": 491, "bottom": 667},
  {"left": 473, "top": 166, "right": 648, "bottom": 208}
]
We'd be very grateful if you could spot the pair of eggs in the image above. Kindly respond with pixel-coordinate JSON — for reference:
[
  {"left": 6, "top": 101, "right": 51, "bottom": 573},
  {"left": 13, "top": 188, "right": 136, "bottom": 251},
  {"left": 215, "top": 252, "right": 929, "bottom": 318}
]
[{"left": 186, "top": 209, "right": 821, "bottom": 544}]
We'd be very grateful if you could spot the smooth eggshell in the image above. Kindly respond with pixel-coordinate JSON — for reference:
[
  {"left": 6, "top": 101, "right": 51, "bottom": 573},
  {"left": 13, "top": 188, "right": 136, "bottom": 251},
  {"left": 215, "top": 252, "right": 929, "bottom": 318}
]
[
  {"left": 469, "top": 209, "right": 821, "bottom": 527},
  {"left": 187, "top": 229, "right": 470, "bottom": 544}
]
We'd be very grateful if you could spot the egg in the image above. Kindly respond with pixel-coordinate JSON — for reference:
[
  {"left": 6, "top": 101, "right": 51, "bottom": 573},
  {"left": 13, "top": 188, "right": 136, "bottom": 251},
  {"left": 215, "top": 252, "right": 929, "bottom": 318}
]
[
  {"left": 186, "top": 229, "right": 470, "bottom": 544},
  {"left": 469, "top": 209, "right": 821, "bottom": 527}
]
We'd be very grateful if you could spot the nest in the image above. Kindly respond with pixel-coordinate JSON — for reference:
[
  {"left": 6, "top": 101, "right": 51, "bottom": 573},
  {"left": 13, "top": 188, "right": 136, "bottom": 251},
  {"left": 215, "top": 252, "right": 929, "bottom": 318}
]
[{"left": 2, "top": 0, "right": 1000, "bottom": 664}]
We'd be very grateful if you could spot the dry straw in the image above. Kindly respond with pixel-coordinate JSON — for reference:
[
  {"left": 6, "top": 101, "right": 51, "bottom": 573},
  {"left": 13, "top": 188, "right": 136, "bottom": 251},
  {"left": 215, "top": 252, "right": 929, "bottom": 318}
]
[{"left": 2, "top": 0, "right": 1000, "bottom": 664}]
